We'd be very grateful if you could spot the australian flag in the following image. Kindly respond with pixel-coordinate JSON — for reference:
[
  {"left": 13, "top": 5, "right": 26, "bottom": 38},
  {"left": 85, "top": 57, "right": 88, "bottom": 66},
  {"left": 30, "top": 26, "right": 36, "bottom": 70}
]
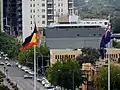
[{"left": 100, "top": 23, "right": 111, "bottom": 59}]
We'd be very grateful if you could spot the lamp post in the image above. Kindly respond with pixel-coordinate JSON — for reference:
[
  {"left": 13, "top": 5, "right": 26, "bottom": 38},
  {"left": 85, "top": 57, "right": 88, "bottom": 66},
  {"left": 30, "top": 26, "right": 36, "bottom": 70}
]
[
  {"left": 72, "top": 70, "right": 74, "bottom": 90},
  {"left": 37, "top": 53, "right": 44, "bottom": 76}
]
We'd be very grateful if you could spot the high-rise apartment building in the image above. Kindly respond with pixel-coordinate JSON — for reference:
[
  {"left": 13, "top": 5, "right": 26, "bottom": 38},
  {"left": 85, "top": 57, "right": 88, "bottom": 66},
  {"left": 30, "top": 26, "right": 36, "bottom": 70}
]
[
  {"left": 22, "top": 0, "right": 74, "bottom": 41},
  {"left": 2, "top": 0, "right": 74, "bottom": 40}
]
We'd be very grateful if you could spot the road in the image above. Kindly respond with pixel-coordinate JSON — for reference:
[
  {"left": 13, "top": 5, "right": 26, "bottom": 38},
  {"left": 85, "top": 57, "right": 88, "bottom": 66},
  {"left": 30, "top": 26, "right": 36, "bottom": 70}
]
[{"left": 0, "top": 58, "right": 47, "bottom": 90}]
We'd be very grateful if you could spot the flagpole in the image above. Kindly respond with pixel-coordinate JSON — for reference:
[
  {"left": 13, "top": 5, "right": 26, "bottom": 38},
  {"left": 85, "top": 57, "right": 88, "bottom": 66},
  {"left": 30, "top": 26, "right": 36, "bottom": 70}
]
[
  {"left": 34, "top": 45, "right": 37, "bottom": 90},
  {"left": 108, "top": 15, "right": 111, "bottom": 90}
]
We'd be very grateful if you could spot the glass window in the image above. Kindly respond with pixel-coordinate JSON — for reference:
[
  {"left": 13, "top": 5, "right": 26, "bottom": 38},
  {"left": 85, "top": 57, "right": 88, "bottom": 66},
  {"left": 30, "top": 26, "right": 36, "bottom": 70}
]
[
  {"left": 30, "top": 4, "right": 32, "bottom": 7},
  {"left": 30, "top": 15, "right": 32, "bottom": 18},
  {"left": 33, "top": 9, "right": 35, "bottom": 13},
  {"left": 42, "top": 21, "right": 45, "bottom": 24},
  {"left": 42, "top": 3, "right": 45, "bottom": 7},
  {"left": 42, "top": 9, "right": 45, "bottom": 12},
  {"left": 33, "top": 4, "right": 35, "bottom": 7},
  {"left": 30, "top": 9, "right": 32, "bottom": 12},
  {"left": 30, "top": 21, "right": 32, "bottom": 24},
  {"left": 42, "top": 15, "right": 45, "bottom": 18}
]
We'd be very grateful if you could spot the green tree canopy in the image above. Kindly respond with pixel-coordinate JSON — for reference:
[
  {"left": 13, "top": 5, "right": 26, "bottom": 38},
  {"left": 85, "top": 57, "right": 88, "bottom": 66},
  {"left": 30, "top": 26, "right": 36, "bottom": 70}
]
[
  {"left": 112, "top": 16, "right": 120, "bottom": 33},
  {"left": 96, "top": 65, "right": 120, "bottom": 90},
  {"left": 17, "top": 44, "right": 50, "bottom": 66},
  {"left": 76, "top": 48, "right": 100, "bottom": 66},
  {"left": 45, "top": 59, "right": 83, "bottom": 90},
  {"left": 0, "top": 32, "right": 21, "bottom": 59}
]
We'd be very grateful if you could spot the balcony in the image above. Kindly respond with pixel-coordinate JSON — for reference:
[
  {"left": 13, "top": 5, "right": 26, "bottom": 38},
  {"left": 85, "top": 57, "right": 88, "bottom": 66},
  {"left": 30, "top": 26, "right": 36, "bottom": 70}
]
[{"left": 17, "top": 1, "right": 21, "bottom": 4}]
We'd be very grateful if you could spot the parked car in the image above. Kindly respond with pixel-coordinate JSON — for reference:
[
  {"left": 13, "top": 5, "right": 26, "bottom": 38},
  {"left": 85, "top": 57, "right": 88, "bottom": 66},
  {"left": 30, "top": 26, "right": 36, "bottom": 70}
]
[
  {"left": 7, "top": 62, "right": 12, "bottom": 66},
  {"left": 0, "top": 62, "right": 4, "bottom": 65},
  {"left": 24, "top": 75, "right": 33, "bottom": 79}
]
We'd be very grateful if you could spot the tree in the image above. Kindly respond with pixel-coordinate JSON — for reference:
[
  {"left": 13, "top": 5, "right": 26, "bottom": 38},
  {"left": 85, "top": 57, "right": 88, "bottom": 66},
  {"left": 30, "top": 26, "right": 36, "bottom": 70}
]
[
  {"left": 76, "top": 48, "right": 100, "bottom": 66},
  {"left": 112, "top": 40, "right": 120, "bottom": 48},
  {"left": 17, "top": 44, "right": 50, "bottom": 66},
  {"left": 112, "top": 16, "right": 120, "bottom": 33},
  {"left": 0, "top": 32, "right": 21, "bottom": 59},
  {"left": 96, "top": 65, "right": 120, "bottom": 90},
  {"left": 45, "top": 59, "right": 83, "bottom": 90}
]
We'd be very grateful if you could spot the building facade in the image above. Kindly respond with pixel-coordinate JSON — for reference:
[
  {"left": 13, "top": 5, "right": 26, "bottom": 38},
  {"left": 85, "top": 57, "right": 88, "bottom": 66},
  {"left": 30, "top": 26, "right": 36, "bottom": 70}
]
[
  {"left": 50, "top": 49, "right": 81, "bottom": 65},
  {"left": 1, "top": 0, "right": 74, "bottom": 40},
  {"left": 45, "top": 19, "right": 110, "bottom": 49}
]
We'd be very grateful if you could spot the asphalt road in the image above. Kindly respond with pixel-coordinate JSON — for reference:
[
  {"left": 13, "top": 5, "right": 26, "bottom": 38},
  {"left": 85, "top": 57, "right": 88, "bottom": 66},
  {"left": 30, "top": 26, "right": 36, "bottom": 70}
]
[{"left": 0, "top": 58, "right": 47, "bottom": 90}]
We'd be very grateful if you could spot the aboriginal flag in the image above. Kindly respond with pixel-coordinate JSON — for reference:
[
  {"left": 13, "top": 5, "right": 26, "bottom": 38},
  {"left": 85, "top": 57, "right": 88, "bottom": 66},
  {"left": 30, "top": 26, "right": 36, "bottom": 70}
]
[{"left": 20, "top": 24, "right": 38, "bottom": 51}]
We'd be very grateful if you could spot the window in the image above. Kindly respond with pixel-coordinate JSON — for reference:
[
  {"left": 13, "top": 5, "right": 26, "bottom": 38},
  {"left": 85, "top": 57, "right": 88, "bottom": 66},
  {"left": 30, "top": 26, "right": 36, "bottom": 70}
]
[
  {"left": 33, "top": 4, "right": 35, "bottom": 7},
  {"left": 42, "top": 15, "right": 45, "bottom": 18},
  {"left": 94, "top": 34, "right": 96, "bottom": 36},
  {"left": 42, "top": 9, "right": 45, "bottom": 12},
  {"left": 31, "top": 27, "right": 32, "bottom": 30},
  {"left": 30, "top": 9, "right": 32, "bottom": 12},
  {"left": 42, "top": 21, "right": 45, "bottom": 24},
  {"left": 104, "top": 22, "right": 107, "bottom": 25},
  {"left": 77, "top": 34, "right": 79, "bottom": 36},
  {"left": 99, "top": 34, "right": 101, "bottom": 36},
  {"left": 30, "top": 4, "right": 32, "bottom": 7},
  {"left": 38, "top": 21, "right": 39, "bottom": 23},
  {"left": 30, "top": 21, "right": 32, "bottom": 24},
  {"left": 61, "top": 3, "right": 63, "bottom": 6},
  {"left": 55, "top": 55, "right": 57, "bottom": 59},
  {"left": 61, "top": 9, "right": 63, "bottom": 12},
  {"left": 42, "top": 3, "right": 45, "bottom": 7},
  {"left": 38, "top": 15, "right": 39, "bottom": 17},
  {"left": 30, "top": 15, "right": 32, "bottom": 18},
  {"left": 58, "top": 3, "right": 60, "bottom": 6},
  {"left": 33, "top": 9, "right": 35, "bottom": 13}
]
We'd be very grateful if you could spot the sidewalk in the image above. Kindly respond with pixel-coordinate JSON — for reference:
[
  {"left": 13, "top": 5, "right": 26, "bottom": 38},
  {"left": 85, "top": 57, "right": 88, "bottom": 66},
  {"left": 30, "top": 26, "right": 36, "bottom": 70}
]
[{"left": 3, "top": 79, "right": 14, "bottom": 90}]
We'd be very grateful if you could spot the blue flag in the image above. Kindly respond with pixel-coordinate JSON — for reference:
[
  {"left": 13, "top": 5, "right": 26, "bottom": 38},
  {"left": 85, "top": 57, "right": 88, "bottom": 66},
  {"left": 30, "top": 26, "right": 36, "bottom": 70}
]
[{"left": 100, "top": 24, "right": 111, "bottom": 59}]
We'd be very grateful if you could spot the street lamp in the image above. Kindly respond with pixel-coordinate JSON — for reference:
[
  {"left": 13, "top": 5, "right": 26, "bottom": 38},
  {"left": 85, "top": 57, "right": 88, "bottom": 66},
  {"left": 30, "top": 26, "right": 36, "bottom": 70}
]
[{"left": 37, "top": 53, "right": 44, "bottom": 76}]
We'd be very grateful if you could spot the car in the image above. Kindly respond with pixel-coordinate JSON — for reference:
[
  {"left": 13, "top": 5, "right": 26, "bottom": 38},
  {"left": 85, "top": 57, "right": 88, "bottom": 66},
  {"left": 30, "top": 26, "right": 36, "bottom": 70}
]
[
  {"left": 7, "top": 63, "right": 11, "bottom": 66},
  {"left": 5, "top": 61, "right": 8, "bottom": 64},
  {"left": 18, "top": 64, "right": 22, "bottom": 68},
  {"left": 37, "top": 78, "right": 42, "bottom": 83},
  {"left": 21, "top": 66, "right": 28, "bottom": 71},
  {"left": 28, "top": 71, "right": 34, "bottom": 75},
  {"left": 44, "top": 83, "right": 51, "bottom": 88},
  {"left": 5, "top": 57, "right": 9, "bottom": 60},
  {"left": 15, "top": 62, "right": 18, "bottom": 66},
  {"left": 46, "top": 86, "right": 55, "bottom": 90},
  {"left": 24, "top": 68, "right": 31, "bottom": 73},
  {"left": 0, "top": 62, "right": 4, "bottom": 65},
  {"left": 23, "top": 75, "right": 33, "bottom": 79}
]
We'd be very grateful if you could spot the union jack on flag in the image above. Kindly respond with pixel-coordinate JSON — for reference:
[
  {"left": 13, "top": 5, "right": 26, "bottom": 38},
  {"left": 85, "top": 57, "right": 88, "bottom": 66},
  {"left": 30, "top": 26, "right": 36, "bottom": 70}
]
[{"left": 100, "top": 23, "right": 111, "bottom": 59}]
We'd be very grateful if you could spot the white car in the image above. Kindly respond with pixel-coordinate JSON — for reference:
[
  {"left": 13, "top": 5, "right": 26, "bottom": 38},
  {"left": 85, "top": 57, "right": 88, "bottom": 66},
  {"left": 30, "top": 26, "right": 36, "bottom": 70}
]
[
  {"left": 24, "top": 75, "right": 33, "bottom": 79},
  {"left": 24, "top": 68, "right": 31, "bottom": 73},
  {"left": 28, "top": 71, "right": 34, "bottom": 75},
  {"left": 18, "top": 64, "right": 22, "bottom": 68},
  {"left": 7, "top": 62, "right": 11, "bottom": 66},
  {"left": 5, "top": 57, "right": 9, "bottom": 60},
  {"left": 0, "top": 62, "right": 4, "bottom": 65}
]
